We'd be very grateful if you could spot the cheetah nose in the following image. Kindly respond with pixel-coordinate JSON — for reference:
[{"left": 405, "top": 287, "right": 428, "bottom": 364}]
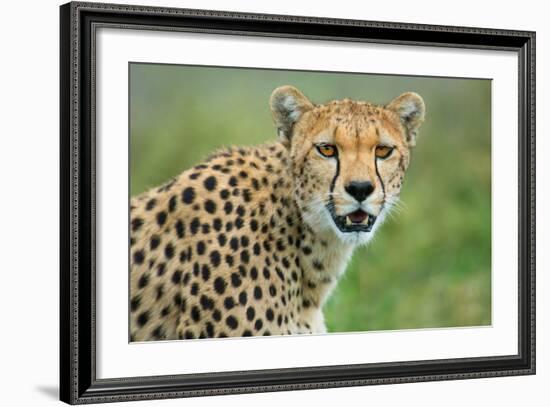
[{"left": 345, "top": 181, "right": 374, "bottom": 202}]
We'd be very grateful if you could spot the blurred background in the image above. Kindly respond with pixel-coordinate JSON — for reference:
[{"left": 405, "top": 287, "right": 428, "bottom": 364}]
[{"left": 130, "top": 63, "right": 491, "bottom": 333}]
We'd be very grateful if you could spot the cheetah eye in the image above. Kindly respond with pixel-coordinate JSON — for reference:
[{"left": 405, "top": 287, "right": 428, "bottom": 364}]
[
  {"left": 316, "top": 144, "right": 337, "bottom": 158},
  {"left": 375, "top": 145, "right": 394, "bottom": 159}
]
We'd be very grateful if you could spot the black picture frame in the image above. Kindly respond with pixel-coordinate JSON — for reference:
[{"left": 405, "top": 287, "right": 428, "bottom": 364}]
[{"left": 60, "top": 1, "right": 536, "bottom": 404}]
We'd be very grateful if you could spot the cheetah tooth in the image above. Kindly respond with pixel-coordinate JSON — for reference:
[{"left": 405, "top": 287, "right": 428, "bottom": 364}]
[{"left": 345, "top": 216, "right": 352, "bottom": 225}]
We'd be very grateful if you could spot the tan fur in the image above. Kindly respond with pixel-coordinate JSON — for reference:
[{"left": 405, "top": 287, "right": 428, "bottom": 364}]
[{"left": 130, "top": 86, "right": 425, "bottom": 341}]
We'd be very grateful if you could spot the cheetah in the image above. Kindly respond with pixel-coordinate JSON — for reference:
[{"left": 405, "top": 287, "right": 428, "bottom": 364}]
[{"left": 129, "top": 85, "right": 425, "bottom": 341}]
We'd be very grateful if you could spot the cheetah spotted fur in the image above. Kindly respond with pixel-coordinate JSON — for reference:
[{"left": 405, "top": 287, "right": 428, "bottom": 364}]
[{"left": 130, "top": 86, "right": 425, "bottom": 341}]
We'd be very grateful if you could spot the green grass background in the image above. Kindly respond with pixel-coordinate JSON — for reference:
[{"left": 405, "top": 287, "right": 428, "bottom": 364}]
[{"left": 130, "top": 63, "right": 492, "bottom": 332}]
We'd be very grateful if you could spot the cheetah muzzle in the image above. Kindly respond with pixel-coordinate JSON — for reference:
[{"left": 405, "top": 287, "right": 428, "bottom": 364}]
[{"left": 329, "top": 207, "right": 377, "bottom": 233}]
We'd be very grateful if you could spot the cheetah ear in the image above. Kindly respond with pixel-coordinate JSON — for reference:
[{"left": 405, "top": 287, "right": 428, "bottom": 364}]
[
  {"left": 387, "top": 92, "right": 426, "bottom": 147},
  {"left": 270, "top": 86, "right": 314, "bottom": 146}
]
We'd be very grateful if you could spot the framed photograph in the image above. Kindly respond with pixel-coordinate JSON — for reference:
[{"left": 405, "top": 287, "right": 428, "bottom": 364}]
[{"left": 60, "top": 1, "right": 536, "bottom": 404}]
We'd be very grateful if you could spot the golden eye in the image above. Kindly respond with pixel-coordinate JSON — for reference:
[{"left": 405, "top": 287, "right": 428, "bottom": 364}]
[
  {"left": 316, "top": 144, "right": 337, "bottom": 158},
  {"left": 375, "top": 145, "right": 394, "bottom": 159}
]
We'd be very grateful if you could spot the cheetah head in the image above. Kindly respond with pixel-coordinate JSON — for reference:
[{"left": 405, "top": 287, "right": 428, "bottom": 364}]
[{"left": 270, "top": 85, "right": 425, "bottom": 246}]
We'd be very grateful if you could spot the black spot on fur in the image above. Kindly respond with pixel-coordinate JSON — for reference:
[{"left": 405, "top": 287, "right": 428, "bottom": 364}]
[
  {"left": 254, "top": 286, "right": 263, "bottom": 300},
  {"left": 197, "top": 241, "right": 206, "bottom": 255},
  {"left": 157, "top": 263, "right": 166, "bottom": 276},
  {"left": 226, "top": 315, "right": 238, "bottom": 330},
  {"left": 224, "top": 297, "right": 235, "bottom": 310},
  {"left": 145, "top": 199, "right": 156, "bottom": 211},
  {"left": 239, "top": 291, "right": 247, "bottom": 305},
  {"left": 175, "top": 220, "right": 185, "bottom": 238},
  {"left": 204, "top": 200, "right": 217, "bottom": 214},
  {"left": 182, "top": 187, "right": 196, "bottom": 204},
  {"left": 137, "top": 311, "right": 149, "bottom": 327},
  {"left": 220, "top": 189, "right": 230, "bottom": 200},
  {"left": 213, "top": 276, "right": 227, "bottom": 294},
  {"left": 156, "top": 211, "right": 167, "bottom": 226},
  {"left": 182, "top": 272, "right": 190, "bottom": 285},
  {"left": 253, "top": 243, "right": 261, "bottom": 255},
  {"left": 246, "top": 306, "right": 255, "bottom": 321},
  {"left": 131, "top": 218, "right": 143, "bottom": 231},
  {"left": 223, "top": 201, "right": 233, "bottom": 215},
  {"left": 168, "top": 195, "right": 177, "bottom": 212},
  {"left": 150, "top": 236, "right": 160, "bottom": 250},
  {"left": 171, "top": 270, "right": 182, "bottom": 285},
  {"left": 191, "top": 306, "right": 201, "bottom": 322},
  {"left": 235, "top": 217, "right": 244, "bottom": 229},
  {"left": 312, "top": 260, "right": 324, "bottom": 271},
  {"left": 133, "top": 250, "right": 145, "bottom": 264},
  {"left": 173, "top": 293, "right": 182, "bottom": 307},
  {"left": 151, "top": 326, "right": 164, "bottom": 339},
  {"left": 250, "top": 219, "right": 258, "bottom": 232},
  {"left": 164, "top": 243, "right": 174, "bottom": 259},
  {"left": 160, "top": 306, "right": 170, "bottom": 317},
  {"left": 201, "top": 265, "right": 210, "bottom": 281},
  {"left": 130, "top": 295, "right": 141, "bottom": 312},
  {"left": 138, "top": 273, "right": 149, "bottom": 288},
  {"left": 204, "top": 176, "right": 217, "bottom": 191},
  {"left": 155, "top": 284, "right": 164, "bottom": 301},
  {"left": 200, "top": 295, "right": 214, "bottom": 310},
  {"left": 210, "top": 250, "right": 221, "bottom": 267},
  {"left": 231, "top": 273, "right": 242, "bottom": 287},
  {"left": 212, "top": 309, "right": 222, "bottom": 322},
  {"left": 190, "top": 218, "right": 200, "bottom": 235},
  {"left": 205, "top": 322, "right": 215, "bottom": 337},
  {"left": 225, "top": 255, "right": 234, "bottom": 267}
]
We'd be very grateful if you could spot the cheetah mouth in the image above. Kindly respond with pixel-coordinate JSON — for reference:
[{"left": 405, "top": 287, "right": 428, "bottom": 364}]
[{"left": 330, "top": 208, "right": 377, "bottom": 233}]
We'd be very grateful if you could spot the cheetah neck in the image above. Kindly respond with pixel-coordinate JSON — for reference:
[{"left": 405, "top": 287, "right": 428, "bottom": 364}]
[{"left": 297, "top": 225, "right": 355, "bottom": 310}]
